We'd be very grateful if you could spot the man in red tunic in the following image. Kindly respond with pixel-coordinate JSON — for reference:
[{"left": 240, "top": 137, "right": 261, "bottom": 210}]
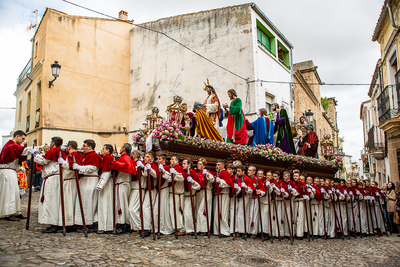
[
  {"left": 111, "top": 143, "right": 135, "bottom": 234},
  {"left": 72, "top": 139, "right": 102, "bottom": 232},
  {"left": 0, "top": 130, "right": 29, "bottom": 221},
  {"left": 182, "top": 158, "right": 203, "bottom": 235},
  {"left": 248, "top": 166, "right": 266, "bottom": 239},
  {"left": 213, "top": 159, "right": 233, "bottom": 237},
  {"left": 32, "top": 136, "right": 66, "bottom": 233}
]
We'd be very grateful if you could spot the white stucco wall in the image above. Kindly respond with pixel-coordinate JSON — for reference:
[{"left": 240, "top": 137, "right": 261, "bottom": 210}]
[
  {"left": 250, "top": 9, "right": 293, "bottom": 121},
  {"left": 129, "top": 5, "right": 255, "bottom": 137}
]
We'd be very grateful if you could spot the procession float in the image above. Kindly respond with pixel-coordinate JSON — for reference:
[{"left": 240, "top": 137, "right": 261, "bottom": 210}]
[{"left": 133, "top": 96, "right": 342, "bottom": 178}]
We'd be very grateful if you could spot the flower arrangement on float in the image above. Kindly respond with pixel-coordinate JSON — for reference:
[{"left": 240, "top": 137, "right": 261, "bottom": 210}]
[{"left": 133, "top": 120, "right": 343, "bottom": 169}]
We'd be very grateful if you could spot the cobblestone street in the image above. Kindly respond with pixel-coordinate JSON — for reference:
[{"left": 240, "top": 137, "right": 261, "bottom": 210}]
[{"left": 0, "top": 191, "right": 399, "bottom": 267}]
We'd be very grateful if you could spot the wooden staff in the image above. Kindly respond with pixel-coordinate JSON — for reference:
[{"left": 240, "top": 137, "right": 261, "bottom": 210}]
[
  {"left": 26, "top": 145, "right": 35, "bottom": 230},
  {"left": 171, "top": 172, "right": 178, "bottom": 239},
  {"left": 371, "top": 195, "right": 381, "bottom": 236},
  {"left": 241, "top": 182, "right": 247, "bottom": 240},
  {"left": 349, "top": 191, "right": 357, "bottom": 238},
  {"left": 267, "top": 182, "right": 273, "bottom": 244},
  {"left": 330, "top": 190, "right": 344, "bottom": 239},
  {"left": 217, "top": 170, "right": 221, "bottom": 238},
  {"left": 73, "top": 154, "right": 87, "bottom": 237},
  {"left": 321, "top": 190, "right": 327, "bottom": 240},
  {"left": 112, "top": 156, "right": 117, "bottom": 235},
  {"left": 357, "top": 196, "right": 363, "bottom": 238},
  {"left": 365, "top": 193, "right": 372, "bottom": 236},
  {"left": 272, "top": 190, "right": 281, "bottom": 241},
  {"left": 137, "top": 166, "right": 145, "bottom": 238},
  {"left": 256, "top": 179, "right": 264, "bottom": 242},
  {"left": 203, "top": 170, "right": 210, "bottom": 238},
  {"left": 279, "top": 182, "right": 293, "bottom": 245},
  {"left": 147, "top": 169, "right": 156, "bottom": 241},
  {"left": 344, "top": 190, "right": 351, "bottom": 239},
  {"left": 336, "top": 191, "right": 345, "bottom": 240},
  {"left": 58, "top": 150, "right": 66, "bottom": 236},
  {"left": 157, "top": 166, "right": 162, "bottom": 239},
  {"left": 302, "top": 187, "right": 310, "bottom": 241},
  {"left": 233, "top": 174, "right": 237, "bottom": 240},
  {"left": 376, "top": 195, "right": 389, "bottom": 236},
  {"left": 286, "top": 184, "right": 294, "bottom": 245},
  {"left": 308, "top": 186, "right": 314, "bottom": 240},
  {"left": 187, "top": 167, "right": 197, "bottom": 239}
]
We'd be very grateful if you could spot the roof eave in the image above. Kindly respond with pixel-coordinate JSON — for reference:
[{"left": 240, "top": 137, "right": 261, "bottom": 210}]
[{"left": 250, "top": 3, "right": 294, "bottom": 49}]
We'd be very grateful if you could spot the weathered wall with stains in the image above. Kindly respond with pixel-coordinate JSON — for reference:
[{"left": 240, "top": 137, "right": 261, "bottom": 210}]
[
  {"left": 14, "top": 8, "right": 132, "bottom": 147},
  {"left": 129, "top": 4, "right": 255, "bottom": 135}
]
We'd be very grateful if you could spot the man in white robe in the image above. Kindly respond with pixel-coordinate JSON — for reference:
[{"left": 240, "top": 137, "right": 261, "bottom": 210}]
[
  {"left": 213, "top": 160, "right": 233, "bottom": 237},
  {"left": 169, "top": 155, "right": 186, "bottom": 235},
  {"left": 95, "top": 144, "right": 114, "bottom": 234},
  {"left": 57, "top": 141, "right": 80, "bottom": 231},
  {"left": 182, "top": 158, "right": 201, "bottom": 235},
  {"left": 155, "top": 153, "right": 174, "bottom": 235},
  {"left": 32, "top": 136, "right": 66, "bottom": 233},
  {"left": 73, "top": 139, "right": 102, "bottom": 233},
  {"left": 0, "top": 130, "right": 30, "bottom": 221},
  {"left": 139, "top": 151, "right": 159, "bottom": 237},
  {"left": 195, "top": 158, "right": 214, "bottom": 236}
]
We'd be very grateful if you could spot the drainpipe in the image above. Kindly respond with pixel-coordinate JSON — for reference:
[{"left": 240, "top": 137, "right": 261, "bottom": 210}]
[
  {"left": 290, "top": 48, "right": 294, "bottom": 122},
  {"left": 387, "top": 0, "right": 398, "bottom": 28}
]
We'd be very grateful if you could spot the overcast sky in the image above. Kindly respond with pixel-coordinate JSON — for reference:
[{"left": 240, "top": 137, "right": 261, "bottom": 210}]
[{"left": 0, "top": 0, "right": 383, "bottom": 161}]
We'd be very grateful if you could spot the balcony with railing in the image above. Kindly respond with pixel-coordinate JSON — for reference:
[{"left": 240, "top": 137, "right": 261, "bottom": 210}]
[
  {"left": 17, "top": 59, "right": 32, "bottom": 88},
  {"left": 367, "top": 126, "right": 385, "bottom": 159},
  {"left": 377, "top": 84, "right": 400, "bottom": 134}
]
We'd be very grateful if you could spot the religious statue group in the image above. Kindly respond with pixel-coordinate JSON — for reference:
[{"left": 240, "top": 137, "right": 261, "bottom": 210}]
[{"left": 188, "top": 84, "right": 319, "bottom": 158}]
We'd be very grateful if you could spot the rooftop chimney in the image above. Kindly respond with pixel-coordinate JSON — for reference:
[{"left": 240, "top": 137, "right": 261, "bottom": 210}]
[{"left": 118, "top": 10, "right": 128, "bottom": 21}]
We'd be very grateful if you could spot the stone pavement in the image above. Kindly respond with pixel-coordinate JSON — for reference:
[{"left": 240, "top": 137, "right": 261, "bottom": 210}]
[{"left": 1, "top": 191, "right": 400, "bottom": 267}]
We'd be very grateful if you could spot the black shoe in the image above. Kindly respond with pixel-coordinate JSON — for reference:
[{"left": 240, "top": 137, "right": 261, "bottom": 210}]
[
  {"left": 43, "top": 225, "right": 59, "bottom": 233},
  {"left": 15, "top": 214, "right": 26, "bottom": 220},
  {"left": 4, "top": 216, "right": 20, "bottom": 221},
  {"left": 219, "top": 235, "right": 229, "bottom": 238},
  {"left": 263, "top": 235, "right": 271, "bottom": 241},
  {"left": 198, "top": 232, "right": 208, "bottom": 236},
  {"left": 241, "top": 234, "right": 247, "bottom": 239},
  {"left": 131, "top": 230, "right": 142, "bottom": 235},
  {"left": 297, "top": 237, "right": 303, "bottom": 240},
  {"left": 235, "top": 233, "right": 241, "bottom": 238},
  {"left": 96, "top": 230, "right": 106, "bottom": 235},
  {"left": 143, "top": 230, "right": 151, "bottom": 237}
]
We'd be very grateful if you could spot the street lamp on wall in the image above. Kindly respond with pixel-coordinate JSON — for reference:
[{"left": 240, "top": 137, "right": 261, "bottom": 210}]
[
  {"left": 305, "top": 109, "right": 314, "bottom": 123},
  {"left": 48, "top": 61, "right": 61, "bottom": 88}
]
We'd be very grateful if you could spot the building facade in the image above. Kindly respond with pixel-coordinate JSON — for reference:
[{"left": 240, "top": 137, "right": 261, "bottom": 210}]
[
  {"left": 371, "top": 0, "right": 400, "bottom": 182},
  {"left": 128, "top": 3, "right": 294, "bottom": 137},
  {"left": 292, "top": 60, "right": 341, "bottom": 159},
  {"left": 360, "top": 62, "right": 390, "bottom": 186},
  {"left": 14, "top": 8, "right": 132, "bottom": 147}
]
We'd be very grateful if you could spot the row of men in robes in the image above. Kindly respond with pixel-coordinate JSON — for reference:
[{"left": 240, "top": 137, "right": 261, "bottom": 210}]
[{"left": 3, "top": 131, "right": 387, "bottom": 241}]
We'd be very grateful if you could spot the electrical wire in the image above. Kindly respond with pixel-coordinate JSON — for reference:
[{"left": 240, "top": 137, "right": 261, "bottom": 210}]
[
  {"left": 62, "top": 0, "right": 380, "bottom": 87},
  {"left": 62, "top": 0, "right": 247, "bottom": 81}
]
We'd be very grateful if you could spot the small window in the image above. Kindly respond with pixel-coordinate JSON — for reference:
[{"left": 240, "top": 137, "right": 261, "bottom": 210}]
[
  {"left": 278, "top": 41, "right": 290, "bottom": 69},
  {"left": 18, "top": 100, "right": 22, "bottom": 123},
  {"left": 35, "top": 40, "right": 38, "bottom": 58},
  {"left": 256, "top": 20, "right": 276, "bottom": 56}
]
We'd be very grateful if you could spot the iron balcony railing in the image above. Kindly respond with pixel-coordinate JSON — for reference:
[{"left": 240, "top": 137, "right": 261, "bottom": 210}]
[
  {"left": 378, "top": 85, "right": 399, "bottom": 125},
  {"left": 17, "top": 58, "right": 32, "bottom": 87},
  {"left": 367, "top": 126, "right": 385, "bottom": 150}
]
